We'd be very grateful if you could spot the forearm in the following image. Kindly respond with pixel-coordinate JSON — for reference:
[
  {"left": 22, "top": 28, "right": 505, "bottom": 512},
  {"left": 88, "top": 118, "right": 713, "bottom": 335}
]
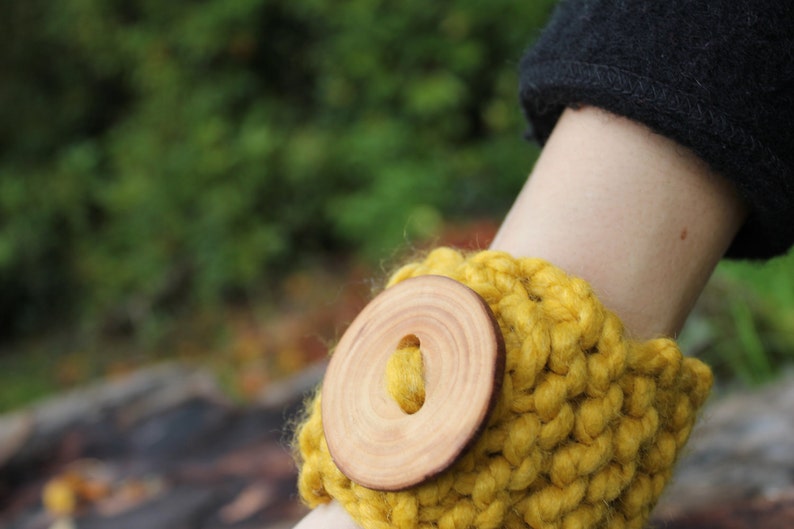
[
  {"left": 490, "top": 106, "right": 747, "bottom": 339},
  {"left": 293, "top": 106, "right": 747, "bottom": 529}
]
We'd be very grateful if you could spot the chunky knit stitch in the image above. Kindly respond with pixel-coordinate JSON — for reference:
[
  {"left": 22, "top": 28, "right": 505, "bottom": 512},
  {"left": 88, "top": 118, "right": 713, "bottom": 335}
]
[{"left": 295, "top": 248, "right": 712, "bottom": 529}]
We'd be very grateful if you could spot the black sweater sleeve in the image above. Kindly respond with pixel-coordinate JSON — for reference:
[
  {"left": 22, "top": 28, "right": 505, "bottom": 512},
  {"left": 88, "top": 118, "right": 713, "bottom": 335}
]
[{"left": 519, "top": 1, "right": 794, "bottom": 259}]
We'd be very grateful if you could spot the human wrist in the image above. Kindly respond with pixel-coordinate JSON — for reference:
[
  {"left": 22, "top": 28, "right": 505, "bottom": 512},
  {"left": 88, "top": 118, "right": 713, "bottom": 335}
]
[{"left": 296, "top": 248, "right": 712, "bottom": 529}]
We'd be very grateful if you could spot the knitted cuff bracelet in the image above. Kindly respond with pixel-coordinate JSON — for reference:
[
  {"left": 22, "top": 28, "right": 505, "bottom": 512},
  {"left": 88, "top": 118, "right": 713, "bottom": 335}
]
[{"left": 295, "top": 248, "right": 712, "bottom": 529}]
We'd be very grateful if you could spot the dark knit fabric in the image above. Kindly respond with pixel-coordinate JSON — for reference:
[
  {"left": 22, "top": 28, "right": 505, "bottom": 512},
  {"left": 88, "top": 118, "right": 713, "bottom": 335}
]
[{"left": 519, "top": 1, "right": 794, "bottom": 259}]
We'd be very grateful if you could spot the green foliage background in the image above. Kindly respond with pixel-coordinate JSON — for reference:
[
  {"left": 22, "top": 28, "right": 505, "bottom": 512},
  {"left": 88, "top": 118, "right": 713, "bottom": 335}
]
[
  {"left": 3, "top": 0, "right": 793, "bottom": 405},
  {"left": 1, "top": 0, "right": 554, "bottom": 339}
]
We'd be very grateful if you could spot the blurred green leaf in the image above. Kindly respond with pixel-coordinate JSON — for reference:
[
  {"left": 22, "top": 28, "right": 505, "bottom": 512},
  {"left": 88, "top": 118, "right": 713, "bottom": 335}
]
[{"left": 0, "top": 0, "right": 553, "bottom": 341}]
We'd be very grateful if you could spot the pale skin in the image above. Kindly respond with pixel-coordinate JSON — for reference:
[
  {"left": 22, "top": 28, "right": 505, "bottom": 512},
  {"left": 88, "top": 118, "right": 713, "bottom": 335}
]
[
  {"left": 294, "top": 106, "right": 747, "bottom": 529},
  {"left": 491, "top": 106, "right": 746, "bottom": 339}
]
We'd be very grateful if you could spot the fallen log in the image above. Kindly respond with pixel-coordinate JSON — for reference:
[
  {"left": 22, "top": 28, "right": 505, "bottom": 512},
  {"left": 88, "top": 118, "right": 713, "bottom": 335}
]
[{"left": 0, "top": 364, "right": 228, "bottom": 470}]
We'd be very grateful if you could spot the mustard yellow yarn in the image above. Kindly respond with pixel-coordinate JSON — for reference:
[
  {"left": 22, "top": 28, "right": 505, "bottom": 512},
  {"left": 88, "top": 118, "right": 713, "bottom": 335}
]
[
  {"left": 296, "top": 248, "right": 712, "bottom": 529},
  {"left": 385, "top": 339, "right": 426, "bottom": 415}
]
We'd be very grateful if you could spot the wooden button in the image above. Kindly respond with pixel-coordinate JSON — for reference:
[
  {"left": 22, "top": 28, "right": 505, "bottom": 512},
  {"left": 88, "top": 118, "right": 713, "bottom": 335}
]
[{"left": 321, "top": 275, "right": 505, "bottom": 491}]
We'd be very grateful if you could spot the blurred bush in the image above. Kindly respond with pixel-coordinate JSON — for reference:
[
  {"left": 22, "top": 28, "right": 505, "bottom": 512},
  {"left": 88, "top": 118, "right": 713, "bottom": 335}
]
[
  {"left": 1, "top": 0, "right": 555, "bottom": 340},
  {"left": 684, "top": 257, "right": 794, "bottom": 388}
]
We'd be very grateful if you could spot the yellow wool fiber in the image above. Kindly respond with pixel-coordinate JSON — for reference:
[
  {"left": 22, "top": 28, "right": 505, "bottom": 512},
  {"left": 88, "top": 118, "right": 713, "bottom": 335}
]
[
  {"left": 385, "top": 339, "right": 426, "bottom": 415},
  {"left": 295, "top": 248, "right": 712, "bottom": 529}
]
